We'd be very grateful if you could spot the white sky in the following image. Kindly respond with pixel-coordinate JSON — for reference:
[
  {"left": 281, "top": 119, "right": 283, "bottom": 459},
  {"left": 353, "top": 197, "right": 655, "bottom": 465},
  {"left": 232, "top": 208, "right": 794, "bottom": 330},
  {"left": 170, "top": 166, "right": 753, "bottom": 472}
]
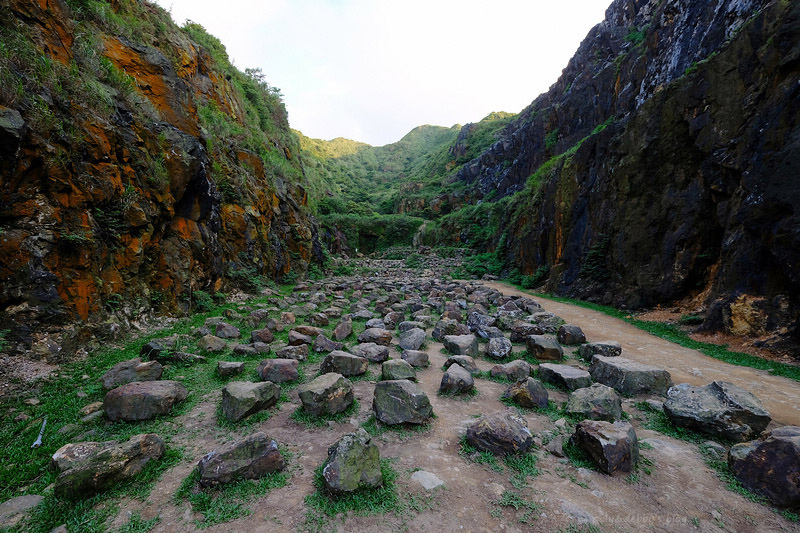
[{"left": 153, "top": 0, "right": 610, "bottom": 146}]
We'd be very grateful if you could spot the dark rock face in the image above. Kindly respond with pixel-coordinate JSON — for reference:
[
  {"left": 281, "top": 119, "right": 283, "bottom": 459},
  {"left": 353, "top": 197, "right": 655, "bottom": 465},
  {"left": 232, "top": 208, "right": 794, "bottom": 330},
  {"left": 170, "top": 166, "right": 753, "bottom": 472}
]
[
  {"left": 466, "top": 412, "right": 533, "bottom": 456},
  {"left": 54, "top": 434, "right": 165, "bottom": 499},
  {"left": 198, "top": 433, "right": 285, "bottom": 487},
  {"left": 320, "top": 351, "right": 368, "bottom": 377},
  {"left": 431, "top": 319, "right": 470, "bottom": 341},
  {"left": 578, "top": 341, "right": 622, "bottom": 360},
  {"left": 439, "top": 364, "right": 474, "bottom": 394},
  {"left": 321, "top": 429, "right": 382, "bottom": 494},
  {"left": 443, "top": 355, "right": 480, "bottom": 376},
  {"left": 381, "top": 359, "right": 416, "bottom": 381},
  {"left": 729, "top": 426, "right": 800, "bottom": 508},
  {"left": 557, "top": 325, "right": 585, "bottom": 345},
  {"left": 490, "top": 360, "right": 531, "bottom": 381},
  {"left": 485, "top": 337, "right": 513, "bottom": 359},
  {"left": 401, "top": 349, "right": 430, "bottom": 368},
  {"left": 297, "top": 373, "right": 354, "bottom": 416},
  {"left": 349, "top": 342, "right": 390, "bottom": 363},
  {"left": 104, "top": 380, "right": 188, "bottom": 421},
  {"left": 373, "top": 380, "right": 432, "bottom": 424},
  {"left": 501, "top": 378, "right": 548, "bottom": 409},
  {"left": 664, "top": 381, "right": 772, "bottom": 442},
  {"left": 398, "top": 327, "right": 426, "bottom": 351},
  {"left": 221, "top": 381, "right": 280, "bottom": 422},
  {"left": 256, "top": 359, "right": 299, "bottom": 383},
  {"left": 357, "top": 328, "right": 393, "bottom": 346},
  {"left": 571, "top": 420, "right": 639, "bottom": 475},
  {"left": 525, "top": 335, "right": 563, "bottom": 361},
  {"left": 538, "top": 363, "right": 592, "bottom": 391}
]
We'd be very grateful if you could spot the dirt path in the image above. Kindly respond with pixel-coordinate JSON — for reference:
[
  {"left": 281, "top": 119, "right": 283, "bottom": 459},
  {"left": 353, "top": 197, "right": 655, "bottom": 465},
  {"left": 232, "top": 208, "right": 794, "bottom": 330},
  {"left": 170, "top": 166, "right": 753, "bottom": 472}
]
[{"left": 483, "top": 281, "right": 800, "bottom": 427}]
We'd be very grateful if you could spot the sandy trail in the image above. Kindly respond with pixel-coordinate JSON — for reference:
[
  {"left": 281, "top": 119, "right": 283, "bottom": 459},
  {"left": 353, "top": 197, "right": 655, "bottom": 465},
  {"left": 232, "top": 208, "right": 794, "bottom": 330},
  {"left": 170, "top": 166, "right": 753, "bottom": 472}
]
[{"left": 484, "top": 281, "right": 800, "bottom": 427}]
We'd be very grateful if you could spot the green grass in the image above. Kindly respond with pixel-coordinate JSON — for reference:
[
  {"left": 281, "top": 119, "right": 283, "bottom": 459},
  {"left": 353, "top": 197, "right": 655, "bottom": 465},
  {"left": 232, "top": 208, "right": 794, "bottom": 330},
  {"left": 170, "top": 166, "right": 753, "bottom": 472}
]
[
  {"left": 459, "top": 435, "right": 503, "bottom": 472},
  {"left": 562, "top": 438, "right": 597, "bottom": 471},
  {"left": 437, "top": 386, "right": 479, "bottom": 401},
  {"left": 634, "top": 401, "right": 704, "bottom": 444},
  {"left": 290, "top": 399, "right": 360, "bottom": 428},
  {"left": 492, "top": 490, "right": 540, "bottom": 524},
  {"left": 175, "top": 467, "right": 289, "bottom": 529},
  {"left": 361, "top": 415, "right": 433, "bottom": 439},
  {"left": 534, "top": 294, "right": 800, "bottom": 382},
  {"left": 504, "top": 452, "right": 540, "bottom": 489},
  {"left": 116, "top": 512, "right": 160, "bottom": 533}
]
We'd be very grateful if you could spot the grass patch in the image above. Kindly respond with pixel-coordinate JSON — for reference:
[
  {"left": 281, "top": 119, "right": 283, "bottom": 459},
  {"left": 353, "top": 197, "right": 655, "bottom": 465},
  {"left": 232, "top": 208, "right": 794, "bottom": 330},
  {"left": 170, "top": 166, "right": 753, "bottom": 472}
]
[
  {"left": 117, "top": 512, "right": 160, "bottom": 533},
  {"left": 459, "top": 435, "right": 503, "bottom": 472},
  {"left": 175, "top": 467, "right": 289, "bottom": 529},
  {"left": 634, "top": 401, "right": 704, "bottom": 444},
  {"left": 361, "top": 415, "right": 433, "bottom": 439},
  {"left": 491, "top": 490, "right": 540, "bottom": 524},
  {"left": 437, "top": 386, "right": 479, "bottom": 401},
  {"left": 562, "top": 438, "right": 597, "bottom": 471},
  {"left": 504, "top": 452, "right": 540, "bottom": 489},
  {"left": 290, "top": 399, "right": 360, "bottom": 428}
]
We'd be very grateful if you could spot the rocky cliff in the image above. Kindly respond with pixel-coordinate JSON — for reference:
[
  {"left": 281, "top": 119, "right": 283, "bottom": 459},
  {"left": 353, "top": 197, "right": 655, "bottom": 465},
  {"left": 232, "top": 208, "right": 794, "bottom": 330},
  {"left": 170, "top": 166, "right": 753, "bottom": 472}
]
[
  {"left": 450, "top": 0, "right": 800, "bottom": 348},
  {"left": 0, "top": 0, "right": 316, "bottom": 358}
]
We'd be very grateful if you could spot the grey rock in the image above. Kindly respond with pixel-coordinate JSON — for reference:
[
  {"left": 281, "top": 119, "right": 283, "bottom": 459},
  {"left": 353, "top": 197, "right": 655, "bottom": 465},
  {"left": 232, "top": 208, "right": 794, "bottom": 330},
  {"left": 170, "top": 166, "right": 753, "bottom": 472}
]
[
  {"left": 217, "top": 361, "right": 245, "bottom": 378},
  {"left": 566, "top": 383, "right": 623, "bottom": 422},
  {"left": 466, "top": 411, "right": 533, "bottom": 456},
  {"left": 197, "top": 335, "right": 227, "bottom": 352},
  {"left": 443, "top": 355, "right": 480, "bottom": 375},
  {"left": 398, "top": 321, "right": 425, "bottom": 333},
  {"left": 381, "top": 359, "right": 416, "bottom": 381},
  {"left": 365, "top": 318, "right": 386, "bottom": 329},
  {"left": 439, "top": 364, "right": 474, "bottom": 395},
  {"left": 557, "top": 324, "right": 586, "bottom": 345},
  {"left": 332, "top": 320, "right": 353, "bottom": 341},
  {"left": 221, "top": 381, "right": 280, "bottom": 422},
  {"left": 538, "top": 363, "right": 592, "bottom": 391},
  {"left": 276, "top": 344, "right": 308, "bottom": 361},
  {"left": 215, "top": 323, "right": 241, "bottom": 339},
  {"left": 398, "top": 328, "right": 426, "bottom": 351},
  {"left": 589, "top": 356, "right": 672, "bottom": 396},
  {"left": 443, "top": 334, "right": 478, "bottom": 356},
  {"left": 525, "top": 335, "right": 564, "bottom": 360},
  {"left": 101, "top": 358, "right": 162, "bottom": 390},
  {"left": 578, "top": 341, "right": 622, "bottom": 360},
  {"left": 321, "top": 351, "right": 368, "bottom": 377},
  {"left": 104, "top": 381, "right": 188, "bottom": 421},
  {"left": 322, "top": 429, "right": 382, "bottom": 494},
  {"left": 373, "top": 380, "right": 432, "bottom": 424},
  {"left": 511, "top": 323, "right": 545, "bottom": 343},
  {"left": 467, "top": 312, "right": 496, "bottom": 332},
  {"left": 0, "top": 494, "right": 43, "bottom": 529},
  {"left": 431, "top": 319, "right": 470, "bottom": 341},
  {"left": 571, "top": 420, "right": 639, "bottom": 474},
  {"left": 198, "top": 432, "right": 285, "bottom": 487},
  {"left": 256, "top": 359, "right": 299, "bottom": 383},
  {"left": 349, "top": 342, "right": 389, "bottom": 363},
  {"left": 313, "top": 334, "right": 343, "bottom": 354},
  {"left": 484, "top": 337, "right": 513, "bottom": 359},
  {"left": 411, "top": 471, "right": 444, "bottom": 490},
  {"left": 401, "top": 350, "right": 429, "bottom": 368},
  {"left": 489, "top": 360, "right": 532, "bottom": 381},
  {"left": 358, "top": 328, "right": 393, "bottom": 346},
  {"left": 502, "top": 378, "right": 548, "bottom": 409},
  {"left": 297, "top": 373, "right": 354, "bottom": 416}
]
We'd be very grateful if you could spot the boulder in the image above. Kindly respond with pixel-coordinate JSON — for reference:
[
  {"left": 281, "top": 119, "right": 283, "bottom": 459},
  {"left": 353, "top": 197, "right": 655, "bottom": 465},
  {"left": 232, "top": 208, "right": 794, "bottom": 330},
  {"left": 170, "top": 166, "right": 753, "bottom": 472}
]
[
  {"left": 490, "top": 360, "right": 532, "bottom": 381},
  {"left": 729, "top": 426, "right": 800, "bottom": 508},
  {"left": 0, "top": 495, "right": 44, "bottom": 529},
  {"left": 322, "top": 429, "right": 382, "bottom": 494},
  {"left": 54, "top": 434, "right": 165, "bottom": 499},
  {"left": 398, "top": 328, "right": 426, "bottom": 351},
  {"left": 352, "top": 309, "right": 375, "bottom": 320},
  {"left": 221, "top": 381, "right": 280, "bottom": 422},
  {"left": 383, "top": 311, "right": 405, "bottom": 329},
  {"left": 52, "top": 441, "right": 116, "bottom": 472},
  {"left": 101, "top": 358, "right": 163, "bottom": 390},
  {"left": 510, "top": 323, "right": 545, "bottom": 343},
  {"left": 538, "top": 363, "right": 592, "bottom": 391},
  {"left": 578, "top": 341, "right": 622, "bottom": 360},
  {"left": 525, "top": 335, "right": 564, "bottom": 360},
  {"left": 566, "top": 383, "right": 623, "bottom": 422},
  {"left": 398, "top": 321, "right": 425, "bottom": 333},
  {"left": 443, "top": 334, "right": 478, "bottom": 356},
  {"left": 276, "top": 344, "right": 308, "bottom": 361},
  {"left": 215, "top": 323, "right": 241, "bottom": 339},
  {"left": 313, "top": 334, "right": 343, "bottom": 354},
  {"left": 297, "top": 373, "right": 354, "bottom": 416},
  {"left": 288, "top": 330, "right": 313, "bottom": 346},
  {"left": 484, "top": 337, "right": 513, "bottom": 359},
  {"left": 256, "top": 359, "right": 299, "bottom": 383},
  {"left": 321, "top": 351, "right": 368, "bottom": 377},
  {"left": 570, "top": 420, "right": 639, "bottom": 474},
  {"left": 293, "top": 325, "right": 324, "bottom": 337},
  {"left": 373, "top": 380, "right": 432, "bottom": 424},
  {"left": 589, "top": 356, "right": 672, "bottom": 396},
  {"left": 365, "top": 318, "right": 386, "bottom": 329},
  {"left": 308, "top": 312, "right": 330, "bottom": 327},
  {"left": 217, "top": 361, "right": 245, "bottom": 378},
  {"left": 197, "top": 335, "right": 227, "bottom": 352},
  {"left": 381, "top": 359, "right": 416, "bottom": 381},
  {"left": 104, "top": 381, "right": 188, "bottom": 421},
  {"left": 467, "top": 312, "right": 496, "bottom": 332},
  {"left": 332, "top": 320, "right": 353, "bottom": 341},
  {"left": 439, "top": 364, "right": 474, "bottom": 395},
  {"left": 529, "top": 312, "right": 563, "bottom": 333},
  {"left": 358, "top": 328, "right": 393, "bottom": 346},
  {"left": 198, "top": 433, "right": 285, "bottom": 487},
  {"left": 664, "top": 381, "right": 772, "bottom": 442},
  {"left": 443, "top": 355, "right": 480, "bottom": 375},
  {"left": 431, "top": 319, "right": 470, "bottom": 341},
  {"left": 502, "top": 378, "right": 548, "bottom": 409},
  {"left": 349, "top": 342, "right": 389, "bottom": 363},
  {"left": 466, "top": 412, "right": 533, "bottom": 456},
  {"left": 557, "top": 324, "right": 586, "bottom": 345},
  {"left": 401, "top": 350, "right": 429, "bottom": 368}
]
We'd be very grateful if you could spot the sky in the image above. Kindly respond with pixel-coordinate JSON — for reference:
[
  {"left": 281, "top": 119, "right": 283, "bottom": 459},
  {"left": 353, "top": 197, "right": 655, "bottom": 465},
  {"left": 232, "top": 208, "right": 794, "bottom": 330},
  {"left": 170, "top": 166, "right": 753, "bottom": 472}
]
[{"left": 153, "top": 0, "right": 610, "bottom": 146}]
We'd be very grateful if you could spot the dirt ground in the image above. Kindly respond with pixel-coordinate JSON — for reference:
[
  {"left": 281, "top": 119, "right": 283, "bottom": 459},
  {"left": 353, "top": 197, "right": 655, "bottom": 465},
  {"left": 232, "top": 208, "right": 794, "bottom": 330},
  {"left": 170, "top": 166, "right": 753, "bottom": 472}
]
[{"left": 107, "top": 281, "right": 800, "bottom": 533}]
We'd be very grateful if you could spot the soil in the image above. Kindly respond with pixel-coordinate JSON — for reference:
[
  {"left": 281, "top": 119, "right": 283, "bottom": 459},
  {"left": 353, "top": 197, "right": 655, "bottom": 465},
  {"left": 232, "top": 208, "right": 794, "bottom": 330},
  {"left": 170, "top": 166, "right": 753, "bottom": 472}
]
[{"left": 105, "top": 279, "right": 800, "bottom": 533}]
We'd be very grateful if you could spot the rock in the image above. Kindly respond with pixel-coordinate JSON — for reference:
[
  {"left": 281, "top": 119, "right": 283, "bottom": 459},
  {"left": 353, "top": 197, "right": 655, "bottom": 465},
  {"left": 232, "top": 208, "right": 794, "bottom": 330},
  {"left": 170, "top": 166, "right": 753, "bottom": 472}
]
[
  {"left": 349, "top": 342, "right": 389, "bottom": 363},
  {"left": 294, "top": 325, "right": 324, "bottom": 337},
  {"left": 467, "top": 312, "right": 496, "bottom": 332},
  {"left": 352, "top": 309, "right": 375, "bottom": 320},
  {"left": 321, "top": 351, "right": 368, "bottom": 377},
  {"left": 501, "top": 378, "right": 549, "bottom": 409},
  {"left": 431, "top": 319, "right": 470, "bottom": 341},
  {"left": 538, "top": 363, "right": 592, "bottom": 391},
  {"left": 490, "top": 360, "right": 532, "bottom": 381},
  {"left": 79, "top": 402, "right": 103, "bottom": 416},
  {"left": 217, "top": 361, "right": 245, "bottom": 378},
  {"left": 365, "top": 318, "right": 386, "bottom": 329},
  {"left": 197, "top": 335, "right": 227, "bottom": 352},
  {"left": 256, "top": 359, "right": 299, "bottom": 383},
  {"left": 276, "top": 344, "right": 308, "bottom": 361},
  {"left": 322, "top": 429, "right": 382, "bottom": 494},
  {"left": 589, "top": 356, "right": 672, "bottom": 396},
  {"left": 288, "top": 330, "right": 313, "bottom": 346},
  {"left": 197, "top": 432, "right": 285, "bottom": 487},
  {"left": 484, "top": 337, "right": 513, "bottom": 359},
  {"left": 702, "top": 441, "right": 728, "bottom": 461},
  {"left": 578, "top": 341, "right": 622, "bottom": 360},
  {"left": 545, "top": 435, "right": 565, "bottom": 457},
  {"left": 297, "top": 373, "right": 355, "bottom": 416},
  {"left": 373, "top": 379, "right": 433, "bottom": 424},
  {"left": 529, "top": 312, "right": 564, "bottom": 333},
  {"left": 439, "top": 364, "right": 474, "bottom": 395},
  {"left": 381, "top": 359, "right": 416, "bottom": 381},
  {"left": 51, "top": 441, "right": 117, "bottom": 471},
  {"left": 570, "top": 420, "right": 639, "bottom": 474},
  {"left": 557, "top": 324, "right": 586, "bottom": 345},
  {"left": 383, "top": 311, "right": 405, "bottom": 329},
  {"left": 104, "top": 381, "right": 188, "bottom": 421},
  {"left": 401, "top": 350, "right": 429, "bottom": 368},
  {"left": 250, "top": 328, "right": 275, "bottom": 344},
  {"left": 139, "top": 340, "right": 166, "bottom": 360},
  {"left": 100, "top": 358, "right": 163, "bottom": 390},
  {"left": 443, "top": 334, "right": 478, "bottom": 356},
  {"left": 525, "top": 335, "right": 564, "bottom": 360},
  {"left": 411, "top": 471, "right": 444, "bottom": 490},
  {"left": 510, "top": 323, "right": 544, "bottom": 342},
  {"left": 54, "top": 434, "right": 165, "bottom": 499},
  {"left": 332, "top": 320, "right": 353, "bottom": 341},
  {"left": 0, "top": 494, "right": 44, "bottom": 529},
  {"left": 476, "top": 326, "right": 505, "bottom": 340},
  {"left": 215, "top": 323, "right": 241, "bottom": 339},
  {"left": 664, "top": 381, "right": 772, "bottom": 442},
  {"left": 443, "top": 355, "right": 480, "bottom": 375},
  {"left": 729, "top": 426, "right": 800, "bottom": 508},
  {"left": 566, "top": 383, "right": 623, "bottom": 422},
  {"left": 313, "top": 334, "right": 343, "bottom": 354},
  {"left": 308, "top": 312, "right": 330, "bottom": 327},
  {"left": 398, "top": 321, "right": 425, "bottom": 333},
  {"left": 466, "top": 412, "right": 533, "bottom": 456},
  {"left": 398, "top": 328, "right": 426, "bottom": 351},
  {"left": 358, "top": 328, "right": 393, "bottom": 346},
  {"left": 221, "top": 381, "right": 280, "bottom": 422}
]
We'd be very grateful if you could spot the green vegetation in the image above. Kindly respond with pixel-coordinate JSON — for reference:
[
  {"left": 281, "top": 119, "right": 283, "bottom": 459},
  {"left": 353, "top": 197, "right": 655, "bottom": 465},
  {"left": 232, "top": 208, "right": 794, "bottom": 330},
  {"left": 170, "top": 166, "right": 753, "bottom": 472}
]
[
  {"left": 290, "top": 399, "right": 361, "bottom": 428},
  {"left": 491, "top": 490, "right": 540, "bottom": 524},
  {"left": 318, "top": 213, "right": 425, "bottom": 253}
]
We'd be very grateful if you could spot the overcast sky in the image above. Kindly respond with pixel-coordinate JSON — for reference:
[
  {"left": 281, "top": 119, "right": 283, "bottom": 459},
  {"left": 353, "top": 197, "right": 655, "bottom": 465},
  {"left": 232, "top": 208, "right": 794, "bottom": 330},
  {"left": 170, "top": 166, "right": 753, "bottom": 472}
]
[{"left": 153, "top": 0, "right": 609, "bottom": 146}]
